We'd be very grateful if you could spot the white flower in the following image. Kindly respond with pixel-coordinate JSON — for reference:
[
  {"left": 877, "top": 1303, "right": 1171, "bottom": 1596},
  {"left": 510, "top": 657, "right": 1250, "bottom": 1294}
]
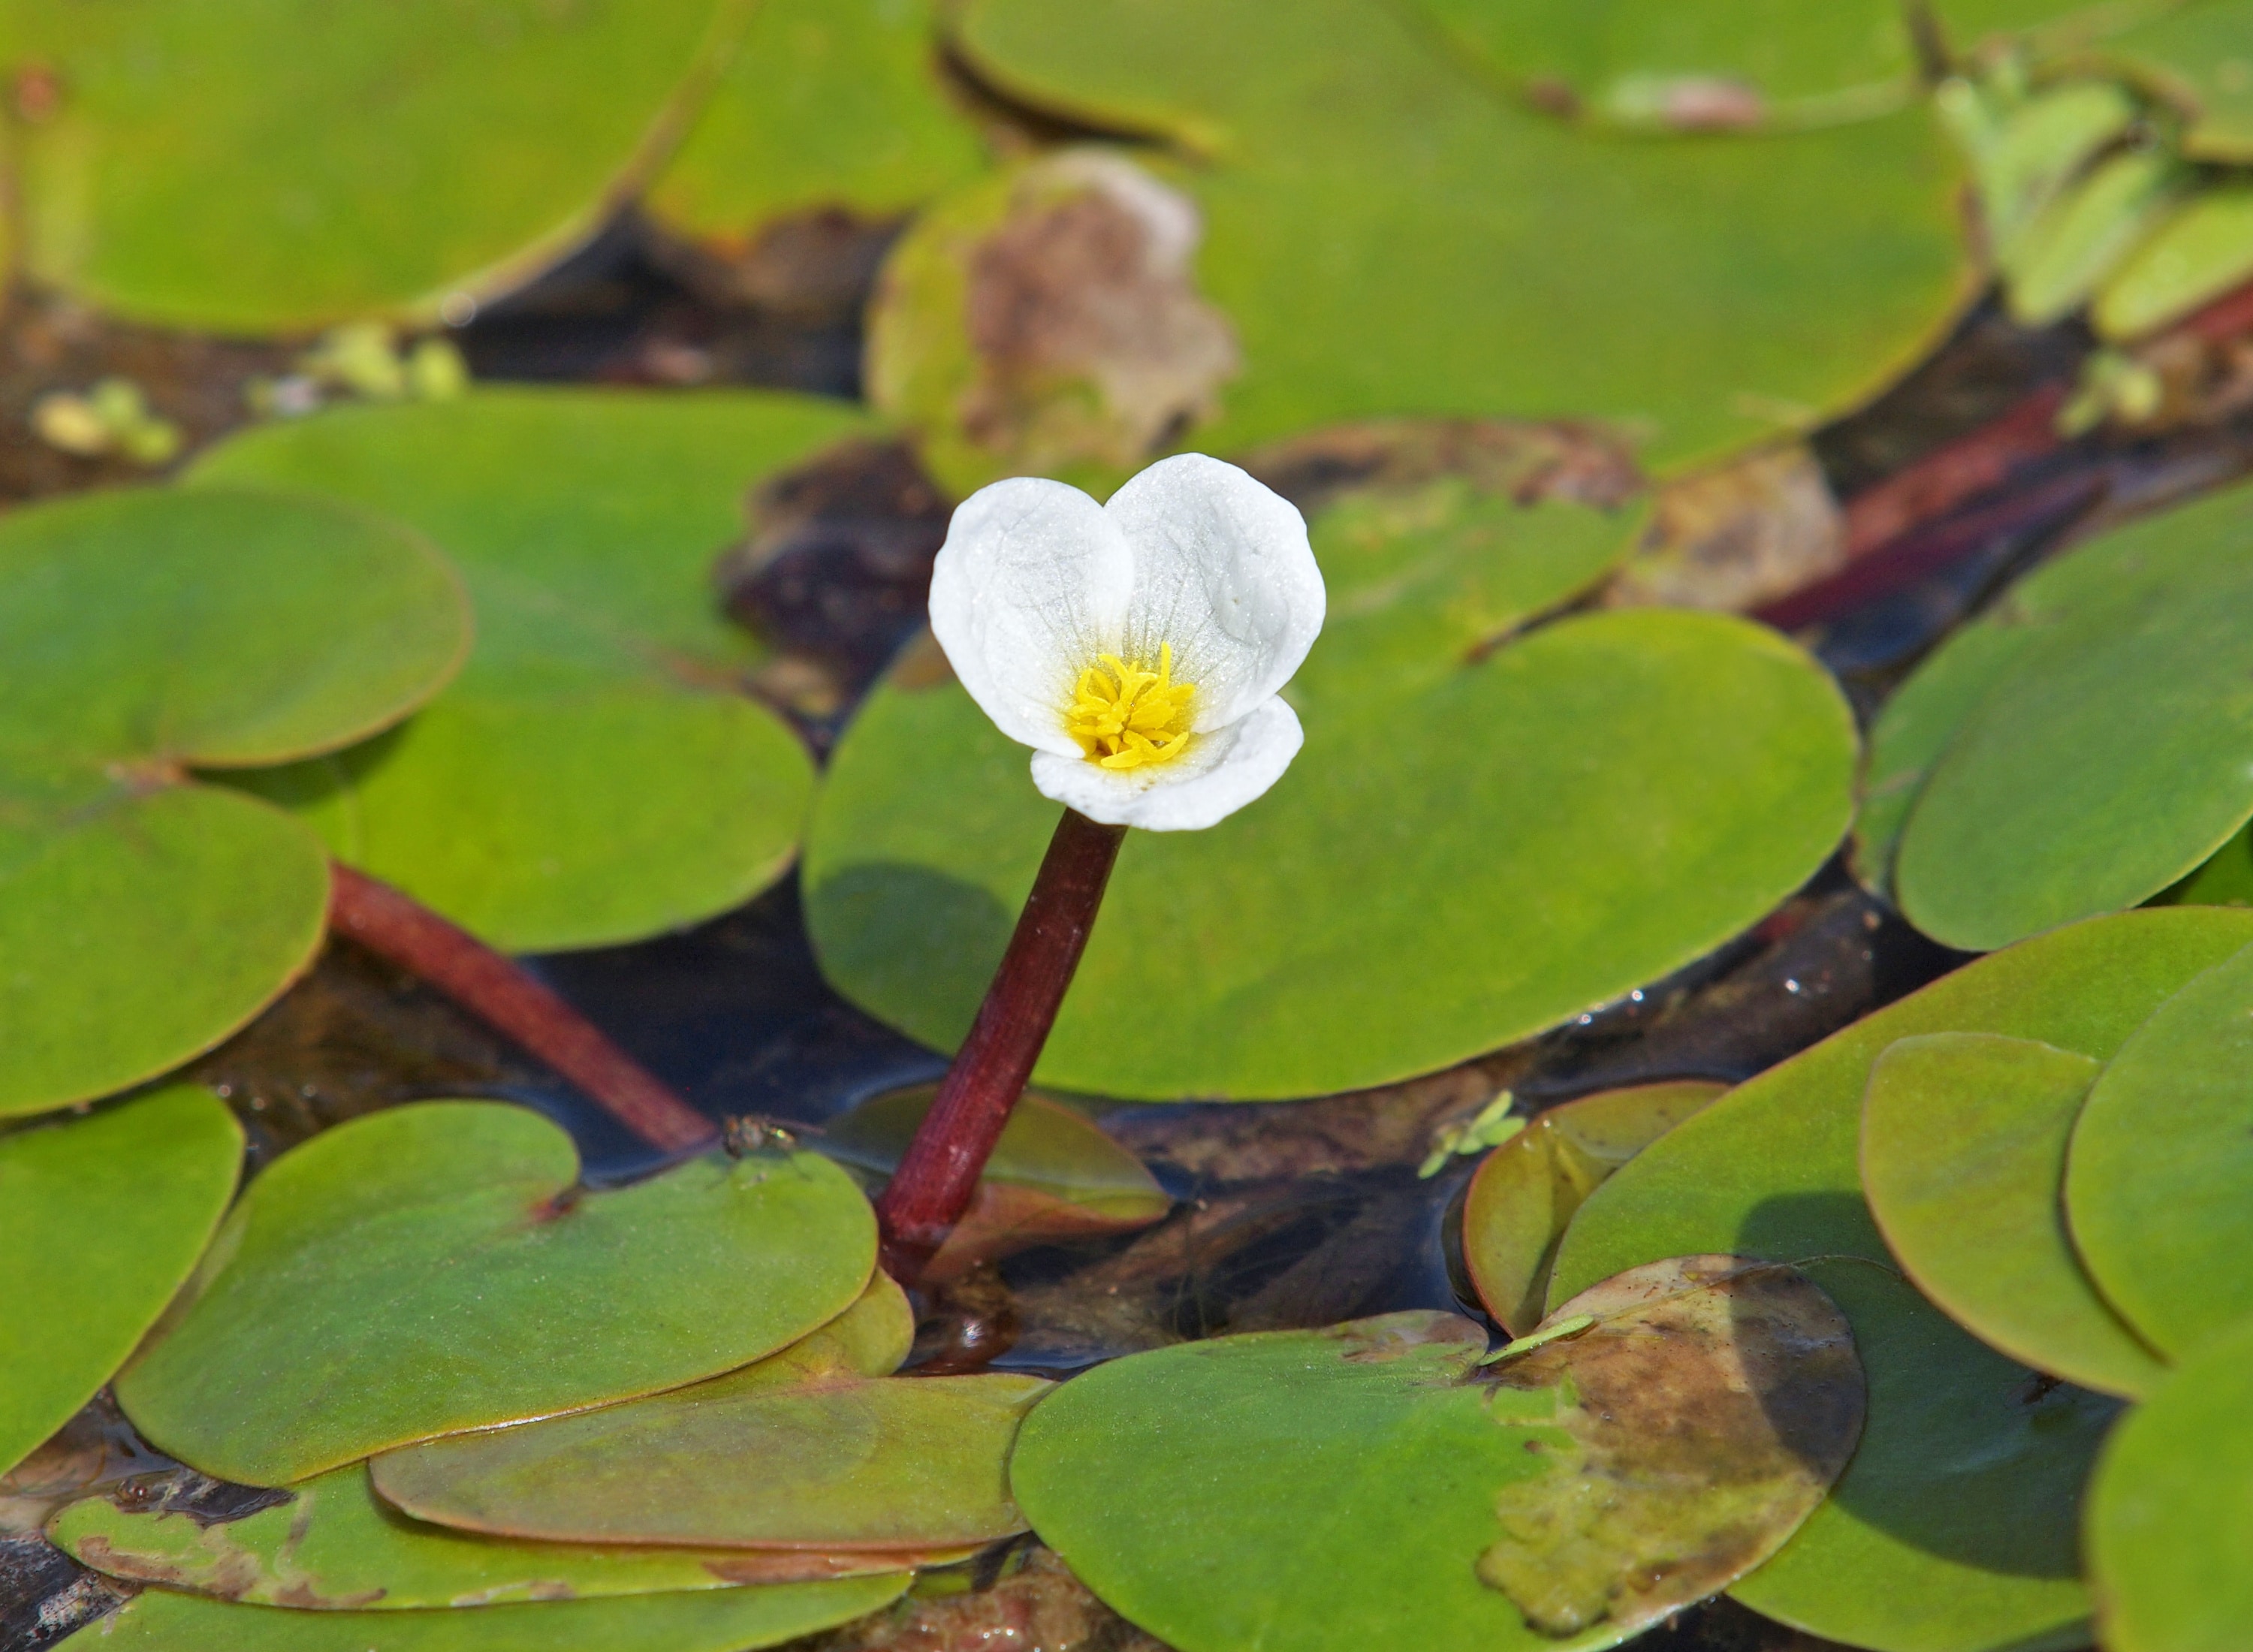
[{"left": 927, "top": 454, "right": 1326, "bottom": 831}]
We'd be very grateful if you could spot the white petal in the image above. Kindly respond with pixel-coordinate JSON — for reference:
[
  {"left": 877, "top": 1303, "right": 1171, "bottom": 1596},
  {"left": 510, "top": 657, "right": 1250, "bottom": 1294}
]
[
  {"left": 927, "top": 477, "right": 1136, "bottom": 757},
  {"left": 1028, "top": 695, "right": 1304, "bottom": 831},
  {"left": 1102, "top": 454, "right": 1324, "bottom": 732}
]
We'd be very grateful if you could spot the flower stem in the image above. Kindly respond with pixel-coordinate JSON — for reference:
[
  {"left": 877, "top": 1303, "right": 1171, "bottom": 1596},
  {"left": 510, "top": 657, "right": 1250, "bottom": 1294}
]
[
  {"left": 326, "top": 862, "right": 718, "bottom": 1155},
  {"left": 875, "top": 807, "right": 1127, "bottom": 1279}
]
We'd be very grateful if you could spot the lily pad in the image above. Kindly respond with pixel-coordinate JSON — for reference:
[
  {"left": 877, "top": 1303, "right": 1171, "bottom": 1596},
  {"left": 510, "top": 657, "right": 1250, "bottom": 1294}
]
[
  {"left": 2086, "top": 1313, "right": 2253, "bottom": 1652},
  {"left": 1856, "top": 478, "right": 2253, "bottom": 951},
  {"left": 1, "top": 1087, "right": 241, "bottom": 1478},
  {"left": 2, "top": 0, "right": 732, "bottom": 330},
  {"left": 1860, "top": 1032, "right": 2164, "bottom": 1399},
  {"left": 53, "top": 1575, "right": 908, "bottom": 1652},
  {"left": 1408, "top": 0, "right": 1917, "bottom": 130},
  {"left": 807, "top": 484, "right": 1854, "bottom": 1100},
  {"left": 1462, "top": 1081, "right": 1724, "bottom": 1336},
  {"left": 823, "top": 1087, "right": 1169, "bottom": 1282},
  {"left": 929, "top": 0, "right": 1971, "bottom": 476},
  {"left": 2092, "top": 184, "right": 2253, "bottom": 338},
  {"left": 115, "top": 1101, "right": 875, "bottom": 1485},
  {"left": 1548, "top": 909, "right": 2253, "bottom": 1650},
  {"left": 646, "top": 0, "right": 987, "bottom": 244},
  {"left": 2066, "top": 939, "right": 2253, "bottom": 1358},
  {"left": 2160, "top": 818, "right": 2253, "bottom": 906},
  {"left": 2089, "top": 0, "right": 2253, "bottom": 161},
  {"left": 1009, "top": 1258, "right": 1861, "bottom": 1652},
  {"left": 0, "top": 486, "right": 469, "bottom": 1118},
  {"left": 191, "top": 390, "right": 864, "bottom": 951},
  {"left": 372, "top": 1270, "right": 1046, "bottom": 1552},
  {"left": 50, "top": 1461, "right": 918, "bottom": 1605}
]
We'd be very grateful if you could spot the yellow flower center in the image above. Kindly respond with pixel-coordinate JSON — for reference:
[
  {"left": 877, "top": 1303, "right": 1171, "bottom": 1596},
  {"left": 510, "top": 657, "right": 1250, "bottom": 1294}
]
[{"left": 1065, "top": 643, "right": 1196, "bottom": 770}]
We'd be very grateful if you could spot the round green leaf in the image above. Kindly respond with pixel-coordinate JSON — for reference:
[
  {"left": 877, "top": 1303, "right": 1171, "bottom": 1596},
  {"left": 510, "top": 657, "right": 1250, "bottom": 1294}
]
[
  {"left": 373, "top": 1272, "right": 1045, "bottom": 1552},
  {"left": 1723, "top": 1259, "right": 2113, "bottom": 1652},
  {"left": 809, "top": 490, "right": 1853, "bottom": 1100},
  {"left": 647, "top": 0, "right": 988, "bottom": 241},
  {"left": 0, "top": 1087, "right": 241, "bottom": 1477},
  {"left": 115, "top": 1101, "right": 876, "bottom": 1485},
  {"left": 2087, "top": 0, "right": 2253, "bottom": 162},
  {"left": 1550, "top": 908, "right": 2253, "bottom": 1651},
  {"left": 49, "top": 1462, "right": 915, "bottom": 1605},
  {"left": 930, "top": 0, "right": 1971, "bottom": 477},
  {"left": 1862, "top": 478, "right": 2253, "bottom": 950},
  {"left": 1861, "top": 1032, "right": 2164, "bottom": 1399},
  {"left": 1462, "top": 1081, "right": 1724, "bottom": 1337},
  {"left": 2086, "top": 1313, "right": 2253, "bottom": 1652},
  {"left": 2067, "top": 939, "right": 2253, "bottom": 1358},
  {"left": 1011, "top": 1259, "right": 1861, "bottom": 1652},
  {"left": 190, "top": 390, "right": 863, "bottom": 951},
  {"left": 0, "top": 487, "right": 469, "bottom": 1119},
  {"left": 5, "top": 0, "right": 735, "bottom": 331},
  {"left": 53, "top": 1575, "right": 907, "bottom": 1652},
  {"left": 2093, "top": 184, "right": 2253, "bottom": 339}
]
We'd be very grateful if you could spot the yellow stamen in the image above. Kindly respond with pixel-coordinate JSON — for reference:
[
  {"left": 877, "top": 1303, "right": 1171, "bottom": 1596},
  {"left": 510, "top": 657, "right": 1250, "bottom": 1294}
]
[{"left": 1064, "top": 642, "right": 1196, "bottom": 770}]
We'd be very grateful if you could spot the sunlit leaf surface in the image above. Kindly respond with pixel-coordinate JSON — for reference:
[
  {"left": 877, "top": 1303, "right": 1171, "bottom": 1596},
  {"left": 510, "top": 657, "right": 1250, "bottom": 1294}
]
[
  {"left": 1012, "top": 1259, "right": 1860, "bottom": 1652},
  {"left": 0, "top": 1088, "right": 240, "bottom": 1477},
  {"left": 0, "top": 487, "right": 469, "bottom": 1117},
  {"left": 116, "top": 1102, "right": 874, "bottom": 1485},
  {"left": 192, "top": 390, "right": 861, "bottom": 951}
]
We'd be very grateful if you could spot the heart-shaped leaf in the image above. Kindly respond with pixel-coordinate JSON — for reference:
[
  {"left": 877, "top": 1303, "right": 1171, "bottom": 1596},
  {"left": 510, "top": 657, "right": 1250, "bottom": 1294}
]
[
  {"left": 807, "top": 484, "right": 1854, "bottom": 1101},
  {"left": 1462, "top": 1081, "right": 1724, "bottom": 1337},
  {"left": 49, "top": 1461, "right": 918, "bottom": 1606},
  {"left": 1, "top": 1087, "right": 242, "bottom": 1476},
  {"left": 0, "top": 486, "right": 469, "bottom": 1117},
  {"left": 820, "top": 1087, "right": 1169, "bottom": 1282},
  {"left": 116, "top": 1101, "right": 875, "bottom": 1485},
  {"left": 2086, "top": 1312, "right": 2253, "bottom": 1652},
  {"left": 1552, "top": 909, "right": 2253, "bottom": 1650},
  {"left": 1861, "top": 1032, "right": 2164, "bottom": 1399},
  {"left": 1858, "top": 478, "right": 2253, "bottom": 951},
  {"left": 191, "top": 390, "right": 864, "bottom": 951},
  {"left": 372, "top": 1272, "right": 1047, "bottom": 1552},
  {"left": 51, "top": 1574, "right": 907, "bottom": 1652},
  {"left": 912, "top": 0, "right": 1971, "bottom": 478},
  {"left": 5, "top": 0, "right": 735, "bottom": 330},
  {"left": 1010, "top": 1258, "right": 1860, "bottom": 1652},
  {"left": 2067, "top": 939, "right": 2253, "bottom": 1358}
]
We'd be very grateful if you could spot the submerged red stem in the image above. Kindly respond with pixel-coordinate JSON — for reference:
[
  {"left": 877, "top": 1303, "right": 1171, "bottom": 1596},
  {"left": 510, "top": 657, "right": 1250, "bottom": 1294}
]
[
  {"left": 326, "top": 862, "right": 717, "bottom": 1156},
  {"left": 875, "top": 807, "right": 1127, "bottom": 1280}
]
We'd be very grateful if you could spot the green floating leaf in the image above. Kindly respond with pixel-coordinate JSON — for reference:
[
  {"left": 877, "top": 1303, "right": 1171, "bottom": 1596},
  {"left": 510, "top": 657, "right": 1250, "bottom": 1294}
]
[
  {"left": 1012, "top": 1258, "right": 1861, "bottom": 1652},
  {"left": 5, "top": 0, "right": 734, "bottom": 331},
  {"left": 647, "top": 0, "right": 987, "bottom": 243},
  {"left": 2159, "top": 818, "right": 2253, "bottom": 906},
  {"left": 2001, "top": 149, "right": 2185, "bottom": 327},
  {"left": 1861, "top": 1032, "right": 2164, "bottom": 1399},
  {"left": 1549, "top": 909, "right": 2253, "bottom": 1650},
  {"left": 930, "top": 0, "right": 1971, "bottom": 476},
  {"left": 191, "top": 390, "right": 863, "bottom": 951},
  {"left": 2087, "top": 0, "right": 2253, "bottom": 162},
  {"left": 1858, "top": 478, "right": 2253, "bottom": 951},
  {"left": 50, "top": 1461, "right": 917, "bottom": 1605},
  {"left": 373, "top": 1273, "right": 1046, "bottom": 1551},
  {"left": 1410, "top": 0, "right": 1917, "bottom": 130},
  {"left": 808, "top": 487, "right": 1853, "bottom": 1100},
  {"left": 2068, "top": 939, "right": 2253, "bottom": 1358},
  {"left": 2094, "top": 184, "right": 2253, "bottom": 338},
  {"left": 2086, "top": 1313, "right": 2253, "bottom": 1652},
  {"left": 1, "top": 1087, "right": 241, "bottom": 1477},
  {"left": 116, "top": 1101, "right": 875, "bottom": 1485},
  {"left": 1462, "top": 1081, "right": 1724, "bottom": 1336},
  {"left": 53, "top": 1574, "right": 906, "bottom": 1652},
  {"left": 0, "top": 486, "right": 469, "bottom": 1118},
  {"left": 822, "top": 1087, "right": 1169, "bottom": 1282}
]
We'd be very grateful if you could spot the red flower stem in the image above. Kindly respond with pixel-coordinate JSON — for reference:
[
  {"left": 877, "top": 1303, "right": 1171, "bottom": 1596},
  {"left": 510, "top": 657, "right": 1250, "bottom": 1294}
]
[
  {"left": 875, "top": 807, "right": 1127, "bottom": 1280},
  {"left": 326, "top": 862, "right": 719, "bottom": 1156}
]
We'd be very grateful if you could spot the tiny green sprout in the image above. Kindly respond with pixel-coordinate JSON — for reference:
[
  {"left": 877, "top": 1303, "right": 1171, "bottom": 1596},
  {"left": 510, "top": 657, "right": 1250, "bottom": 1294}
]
[
  {"left": 30, "top": 378, "right": 181, "bottom": 465},
  {"left": 1419, "top": 1093, "right": 1524, "bottom": 1178},
  {"left": 1479, "top": 1313, "right": 1597, "bottom": 1367},
  {"left": 2061, "top": 348, "right": 2165, "bottom": 436}
]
